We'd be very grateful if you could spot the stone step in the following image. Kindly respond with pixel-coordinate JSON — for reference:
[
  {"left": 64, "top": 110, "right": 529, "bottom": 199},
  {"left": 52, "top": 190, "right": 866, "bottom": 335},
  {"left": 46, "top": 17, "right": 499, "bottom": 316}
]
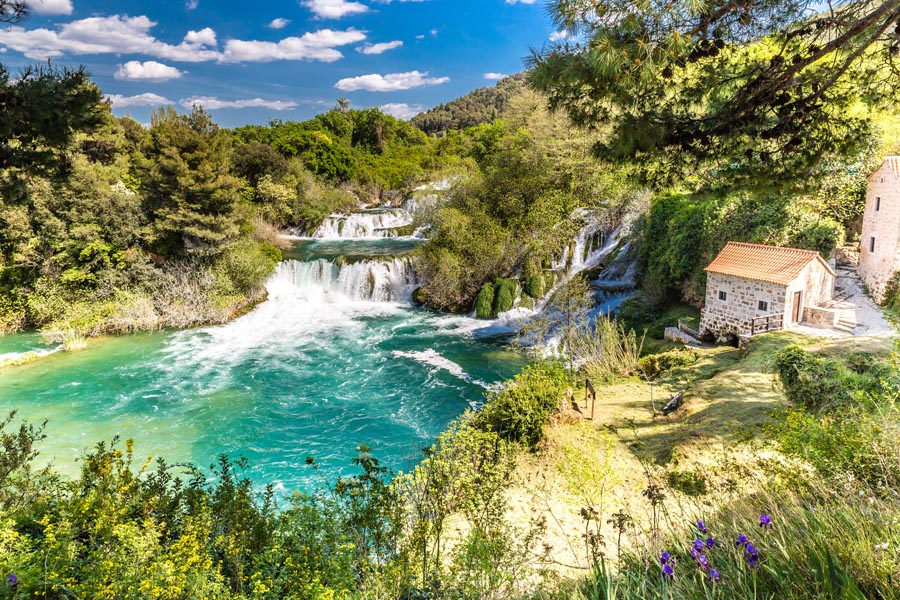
[{"left": 834, "top": 323, "right": 856, "bottom": 333}]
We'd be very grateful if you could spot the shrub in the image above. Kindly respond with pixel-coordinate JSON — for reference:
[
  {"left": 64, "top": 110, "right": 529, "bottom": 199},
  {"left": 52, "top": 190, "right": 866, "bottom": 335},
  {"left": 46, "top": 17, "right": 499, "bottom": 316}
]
[
  {"left": 474, "top": 283, "right": 495, "bottom": 319},
  {"left": 638, "top": 348, "right": 699, "bottom": 379},
  {"left": 473, "top": 361, "right": 568, "bottom": 447},
  {"left": 772, "top": 345, "right": 855, "bottom": 411}
]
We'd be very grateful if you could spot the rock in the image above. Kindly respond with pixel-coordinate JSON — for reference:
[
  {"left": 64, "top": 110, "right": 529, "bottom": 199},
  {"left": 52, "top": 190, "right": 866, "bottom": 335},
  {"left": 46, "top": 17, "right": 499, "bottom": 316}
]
[
  {"left": 664, "top": 327, "right": 703, "bottom": 347},
  {"left": 662, "top": 390, "right": 685, "bottom": 415}
]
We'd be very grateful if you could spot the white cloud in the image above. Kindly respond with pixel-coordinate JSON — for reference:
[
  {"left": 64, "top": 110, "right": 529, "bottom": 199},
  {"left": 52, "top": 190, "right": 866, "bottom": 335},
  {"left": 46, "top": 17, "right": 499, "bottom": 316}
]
[
  {"left": 181, "top": 96, "right": 299, "bottom": 110},
  {"left": 429, "top": 28, "right": 438, "bottom": 36},
  {"left": 107, "top": 92, "right": 173, "bottom": 108},
  {"left": 221, "top": 28, "right": 366, "bottom": 63},
  {"left": 268, "top": 18, "right": 291, "bottom": 29},
  {"left": 379, "top": 102, "right": 424, "bottom": 120},
  {"left": 0, "top": 15, "right": 220, "bottom": 61},
  {"left": 302, "top": 0, "right": 369, "bottom": 19},
  {"left": 0, "top": 16, "right": 365, "bottom": 64},
  {"left": 415, "top": 34, "right": 424, "bottom": 40},
  {"left": 184, "top": 27, "right": 216, "bottom": 46},
  {"left": 185, "top": 0, "right": 199, "bottom": 9},
  {"left": 483, "top": 72, "right": 506, "bottom": 80},
  {"left": 27, "top": 0, "right": 73, "bottom": 15},
  {"left": 114, "top": 60, "right": 184, "bottom": 82},
  {"left": 549, "top": 29, "right": 569, "bottom": 42},
  {"left": 335, "top": 70, "right": 448, "bottom": 92},
  {"left": 356, "top": 40, "right": 402, "bottom": 55}
]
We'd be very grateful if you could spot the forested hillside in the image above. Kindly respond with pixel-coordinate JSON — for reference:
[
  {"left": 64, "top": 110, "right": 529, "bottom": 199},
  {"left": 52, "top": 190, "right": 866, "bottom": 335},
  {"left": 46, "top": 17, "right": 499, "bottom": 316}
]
[{"left": 411, "top": 73, "right": 528, "bottom": 134}]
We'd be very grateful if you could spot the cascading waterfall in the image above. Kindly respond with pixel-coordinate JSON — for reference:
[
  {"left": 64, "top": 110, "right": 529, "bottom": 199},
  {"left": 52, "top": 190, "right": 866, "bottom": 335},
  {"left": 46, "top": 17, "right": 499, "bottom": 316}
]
[
  {"left": 311, "top": 209, "right": 413, "bottom": 239},
  {"left": 277, "top": 257, "right": 419, "bottom": 303}
]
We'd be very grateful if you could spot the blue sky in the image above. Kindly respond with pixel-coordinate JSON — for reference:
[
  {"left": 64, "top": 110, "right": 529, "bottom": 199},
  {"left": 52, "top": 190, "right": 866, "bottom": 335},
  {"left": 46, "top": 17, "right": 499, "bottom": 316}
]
[{"left": 0, "top": 0, "right": 561, "bottom": 127}]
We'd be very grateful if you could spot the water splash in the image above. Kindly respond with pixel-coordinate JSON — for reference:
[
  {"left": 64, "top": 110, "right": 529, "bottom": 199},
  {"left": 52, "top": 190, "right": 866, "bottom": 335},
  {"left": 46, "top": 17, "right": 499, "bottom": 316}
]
[
  {"left": 311, "top": 209, "right": 412, "bottom": 239},
  {"left": 279, "top": 257, "right": 419, "bottom": 303}
]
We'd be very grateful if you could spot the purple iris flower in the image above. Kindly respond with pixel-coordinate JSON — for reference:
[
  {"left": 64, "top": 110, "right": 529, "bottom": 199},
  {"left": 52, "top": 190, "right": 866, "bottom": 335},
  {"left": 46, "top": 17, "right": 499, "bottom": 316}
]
[
  {"left": 695, "top": 554, "right": 710, "bottom": 570},
  {"left": 690, "top": 547, "right": 699, "bottom": 559},
  {"left": 710, "top": 568, "right": 721, "bottom": 582},
  {"left": 660, "top": 551, "right": 671, "bottom": 565},
  {"left": 706, "top": 537, "right": 716, "bottom": 549},
  {"left": 760, "top": 514, "right": 772, "bottom": 529},
  {"left": 6, "top": 574, "right": 17, "bottom": 587},
  {"left": 662, "top": 564, "right": 674, "bottom": 579},
  {"left": 736, "top": 534, "right": 749, "bottom": 546},
  {"left": 744, "top": 543, "right": 760, "bottom": 569},
  {"left": 693, "top": 539, "right": 704, "bottom": 552},
  {"left": 697, "top": 520, "right": 708, "bottom": 534}
]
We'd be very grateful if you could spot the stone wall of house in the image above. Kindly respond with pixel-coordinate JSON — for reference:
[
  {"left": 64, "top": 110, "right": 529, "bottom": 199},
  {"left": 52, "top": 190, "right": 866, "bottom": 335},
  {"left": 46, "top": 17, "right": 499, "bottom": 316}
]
[
  {"left": 859, "top": 161, "right": 900, "bottom": 303},
  {"left": 784, "top": 260, "right": 835, "bottom": 323},
  {"left": 804, "top": 305, "right": 839, "bottom": 328},
  {"left": 699, "top": 273, "right": 787, "bottom": 339}
]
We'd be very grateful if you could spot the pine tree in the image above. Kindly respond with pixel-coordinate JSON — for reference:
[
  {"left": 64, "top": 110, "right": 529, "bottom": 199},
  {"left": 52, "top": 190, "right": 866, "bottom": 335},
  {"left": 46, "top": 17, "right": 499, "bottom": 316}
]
[{"left": 139, "top": 107, "right": 244, "bottom": 259}]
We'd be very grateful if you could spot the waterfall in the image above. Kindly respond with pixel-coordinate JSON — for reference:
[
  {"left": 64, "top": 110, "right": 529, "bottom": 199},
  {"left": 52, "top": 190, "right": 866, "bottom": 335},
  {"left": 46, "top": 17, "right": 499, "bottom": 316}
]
[
  {"left": 311, "top": 209, "right": 413, "bottom": 239},
  {"left": 277, "top": 257, "right": 419, "bottom": 303}
]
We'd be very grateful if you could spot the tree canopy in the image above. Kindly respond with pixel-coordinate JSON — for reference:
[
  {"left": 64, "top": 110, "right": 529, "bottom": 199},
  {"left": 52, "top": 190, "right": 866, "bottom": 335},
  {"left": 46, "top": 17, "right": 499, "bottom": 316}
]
[{"left": 529, "top": 0, "right": 900, "bottom": 185}]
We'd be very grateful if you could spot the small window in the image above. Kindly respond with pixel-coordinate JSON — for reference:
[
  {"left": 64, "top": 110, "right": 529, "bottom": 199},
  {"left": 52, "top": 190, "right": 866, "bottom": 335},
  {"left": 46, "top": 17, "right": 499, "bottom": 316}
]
[
  {"left": 871, "top": 236, "right": 876, "bottom": 253},
  {"left": 876, "top": 196, "right": 881, "bottom": 211},
  {"left": 718, "top": 290, "right": 727, "bottom": 301},
  {"left": 758, "top": 300, "right": 768, "bottom": 312}
]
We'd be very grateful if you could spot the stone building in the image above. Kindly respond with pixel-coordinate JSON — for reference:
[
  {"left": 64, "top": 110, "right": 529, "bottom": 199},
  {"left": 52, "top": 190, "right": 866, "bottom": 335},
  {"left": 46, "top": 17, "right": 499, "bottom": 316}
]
[
  {"left": 858, "top": 156, "right": 900, "bottom": 303},
  {"left": 699, "top": 242, "right": 836, "bottom": 340}
]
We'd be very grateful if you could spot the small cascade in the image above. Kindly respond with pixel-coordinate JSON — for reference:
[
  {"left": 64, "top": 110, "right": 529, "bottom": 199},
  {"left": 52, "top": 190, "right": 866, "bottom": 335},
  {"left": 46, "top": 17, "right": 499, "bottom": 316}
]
[
  {"left": 278, "top": 257, "right": 419, "bottom": 303},
  {"left": 311, "top": 209, "right": 413, "bottom": 239}
]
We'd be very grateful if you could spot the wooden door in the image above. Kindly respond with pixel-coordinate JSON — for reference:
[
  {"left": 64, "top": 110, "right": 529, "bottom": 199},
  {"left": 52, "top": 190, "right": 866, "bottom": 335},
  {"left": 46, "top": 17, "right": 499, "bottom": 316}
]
[{"left": 792, "top": 291, "right": 802, "bottom": 323}]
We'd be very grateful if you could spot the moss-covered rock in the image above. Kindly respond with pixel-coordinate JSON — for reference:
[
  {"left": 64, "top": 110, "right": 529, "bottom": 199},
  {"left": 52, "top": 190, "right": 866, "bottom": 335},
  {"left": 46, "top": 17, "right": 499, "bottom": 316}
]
[
  {"left": 493, "top": 278, "right": 517, "bottom": 315},
  {"left": 475, "top": 283, "right": 495, "bottom": 319}
]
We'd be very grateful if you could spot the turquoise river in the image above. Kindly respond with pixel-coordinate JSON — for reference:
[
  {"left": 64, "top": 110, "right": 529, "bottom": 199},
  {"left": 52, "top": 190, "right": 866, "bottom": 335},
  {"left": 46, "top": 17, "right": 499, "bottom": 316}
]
[{"left": 0, "top": 232, "right": 527, "bottom": 492}]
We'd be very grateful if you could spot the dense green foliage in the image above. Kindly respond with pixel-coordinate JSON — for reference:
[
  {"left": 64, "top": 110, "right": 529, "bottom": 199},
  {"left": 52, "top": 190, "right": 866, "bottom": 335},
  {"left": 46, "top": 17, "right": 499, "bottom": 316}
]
[
  {"left": 472, "top": 361, "right": 569, "bottom": 447},
  {"left": 233, "top": 106, "right": 438, "bottom": 193},
  {"left": 633, "top": 191, "right": 844, "bottom": 307},
  {"left": 530, "top": 0, "right": 896, "bottom": 186}
]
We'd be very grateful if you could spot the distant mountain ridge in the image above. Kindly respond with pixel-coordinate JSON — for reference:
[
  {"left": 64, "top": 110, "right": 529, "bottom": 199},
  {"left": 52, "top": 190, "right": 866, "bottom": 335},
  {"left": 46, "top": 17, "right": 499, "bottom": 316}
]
[{"left": 411, "top": 73, "right": 528, "bottom": 134}]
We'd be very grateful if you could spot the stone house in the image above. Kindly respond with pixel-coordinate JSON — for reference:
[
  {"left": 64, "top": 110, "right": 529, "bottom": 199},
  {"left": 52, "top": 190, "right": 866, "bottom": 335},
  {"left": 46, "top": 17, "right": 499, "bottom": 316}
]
[
  {"left": 858, "top": 156, "right": 900, "bottom": 303},
  {"left": 699, "top": 242, "right": 836, "bottom": 340}
]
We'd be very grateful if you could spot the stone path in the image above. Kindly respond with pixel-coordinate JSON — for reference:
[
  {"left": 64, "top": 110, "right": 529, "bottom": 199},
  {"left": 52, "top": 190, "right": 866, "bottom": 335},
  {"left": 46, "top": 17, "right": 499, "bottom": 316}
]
[{"left": 794, "top": 266, "right": 895, "bottom": 338}]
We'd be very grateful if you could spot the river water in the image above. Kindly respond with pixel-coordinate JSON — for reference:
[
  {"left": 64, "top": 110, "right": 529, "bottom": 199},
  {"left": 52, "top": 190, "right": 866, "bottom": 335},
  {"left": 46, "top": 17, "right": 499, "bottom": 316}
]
[{"left": 0, "top": 222, "right": 526, "bottom": 492}]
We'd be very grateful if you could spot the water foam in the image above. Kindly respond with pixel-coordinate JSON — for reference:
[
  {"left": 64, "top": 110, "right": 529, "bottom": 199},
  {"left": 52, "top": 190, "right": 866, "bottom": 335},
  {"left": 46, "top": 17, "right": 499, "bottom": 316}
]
[
  {"left": 0, "top": 346, "right": 62, "bottom": 368},
  {"left": 392, "top": 349, "right": 499, "bottom": 392}
]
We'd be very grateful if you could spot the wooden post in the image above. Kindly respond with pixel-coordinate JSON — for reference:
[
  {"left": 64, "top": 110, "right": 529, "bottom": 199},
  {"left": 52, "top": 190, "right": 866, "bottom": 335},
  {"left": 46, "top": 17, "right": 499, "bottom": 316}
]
[{"left": 585, "top": 378, "right": 596, "bottom": 420}]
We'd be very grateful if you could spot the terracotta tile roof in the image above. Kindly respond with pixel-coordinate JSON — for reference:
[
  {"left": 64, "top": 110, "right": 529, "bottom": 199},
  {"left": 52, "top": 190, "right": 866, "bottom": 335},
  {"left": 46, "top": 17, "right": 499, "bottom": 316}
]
[{"left": 705, "top": 242, "right": 835, "bottom": 286}]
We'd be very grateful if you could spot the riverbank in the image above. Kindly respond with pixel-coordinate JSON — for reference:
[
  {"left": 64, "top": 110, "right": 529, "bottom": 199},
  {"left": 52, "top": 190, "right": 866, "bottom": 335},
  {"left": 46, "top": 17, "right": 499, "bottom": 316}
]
[{"left": 502, "top": 330, "right": 898, "bottom": 576}]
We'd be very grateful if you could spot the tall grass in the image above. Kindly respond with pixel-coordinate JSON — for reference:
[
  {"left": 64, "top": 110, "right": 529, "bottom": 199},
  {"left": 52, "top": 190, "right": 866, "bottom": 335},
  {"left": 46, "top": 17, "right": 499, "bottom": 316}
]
[
  {"left": 569, "top": 317, "right": 644, "bottom": 383},
  {"left": 563, "top": 485, "right": 900, "bottom": 599}
]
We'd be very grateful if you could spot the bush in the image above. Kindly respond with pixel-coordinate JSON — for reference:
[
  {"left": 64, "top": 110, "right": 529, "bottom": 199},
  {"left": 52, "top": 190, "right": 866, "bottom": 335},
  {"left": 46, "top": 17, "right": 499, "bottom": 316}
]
[
  {"left": 474, "top": 283, "right": 495, "bottom": 319},
  {"left": 638, "top": 348, "right": 699, "bottom": 379},
  {"left": 473, "top": 361, "right": 568, "bottom": 447},
  {"left": 772, "top": 345, "right": 857, "bottom": 411}
]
